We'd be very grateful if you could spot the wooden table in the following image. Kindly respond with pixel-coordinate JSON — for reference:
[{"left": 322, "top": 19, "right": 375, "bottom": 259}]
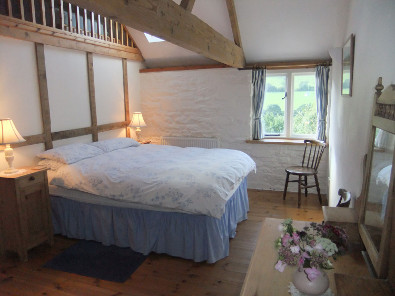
[{"left": 240, "top": 218, "right": 370, "bottom": 296}]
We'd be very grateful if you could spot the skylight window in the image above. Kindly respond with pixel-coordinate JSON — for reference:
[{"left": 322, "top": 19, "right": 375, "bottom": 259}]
[{"left": 144, "top": 33, "right": 164, "bottom": 43}]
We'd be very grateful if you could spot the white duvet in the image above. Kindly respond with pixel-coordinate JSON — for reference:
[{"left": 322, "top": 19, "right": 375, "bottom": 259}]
[{"left": 48, "top": 145, "right": 256, "bottom": 218}]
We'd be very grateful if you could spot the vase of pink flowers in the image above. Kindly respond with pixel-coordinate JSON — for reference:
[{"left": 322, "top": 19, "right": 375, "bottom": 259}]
[{"left": 275, "top": 219, "right": 348, "bottom": 295}]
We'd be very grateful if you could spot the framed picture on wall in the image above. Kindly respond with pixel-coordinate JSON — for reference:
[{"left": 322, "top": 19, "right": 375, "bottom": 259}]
[{"left": 341, "top": 34, "right": 355, "bottom": 96}]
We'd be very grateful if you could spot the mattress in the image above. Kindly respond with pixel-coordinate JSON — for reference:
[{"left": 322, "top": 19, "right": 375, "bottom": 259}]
[
  {"left": 47, "top": 144, "right": 256, "bottom": 218},
  {"left": 48, "top": 174, "right": 243, "bottom": 215}
]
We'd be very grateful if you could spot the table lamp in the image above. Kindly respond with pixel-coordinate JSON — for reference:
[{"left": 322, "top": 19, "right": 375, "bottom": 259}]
[
  {"left": 129, "top": 112, "right": 146, "bottom": 142},
  {"left": 0, "top": 119, "right": 26, "bottom": 174}
]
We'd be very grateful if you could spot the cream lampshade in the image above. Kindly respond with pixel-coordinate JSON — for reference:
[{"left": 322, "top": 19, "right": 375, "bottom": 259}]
[
  {"left": 0, "top": 119, "right": 26, "bottom": 174},
  {"left": 129, "top": 112, "right": 146, "bottom": 141}
]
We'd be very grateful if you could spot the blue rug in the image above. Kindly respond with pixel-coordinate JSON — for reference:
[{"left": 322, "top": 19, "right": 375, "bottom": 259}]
[{"left": 43, "top": 240, "right": 147, "bottom": 282}]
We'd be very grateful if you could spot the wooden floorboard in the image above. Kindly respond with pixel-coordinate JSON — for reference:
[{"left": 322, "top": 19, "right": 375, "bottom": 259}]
[{"left": 0, "top": 190, "right": 325, "bottom": 296}]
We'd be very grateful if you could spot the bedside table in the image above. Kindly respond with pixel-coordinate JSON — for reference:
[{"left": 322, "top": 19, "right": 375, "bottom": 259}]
[{"left": 0, "top": 167, "right": 54, "bottom": 261}]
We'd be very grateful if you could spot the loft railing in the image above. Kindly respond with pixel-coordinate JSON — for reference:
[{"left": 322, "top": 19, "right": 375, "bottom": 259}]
[{"left": 0, "top": 0, "right": 136, "bottom": 48}]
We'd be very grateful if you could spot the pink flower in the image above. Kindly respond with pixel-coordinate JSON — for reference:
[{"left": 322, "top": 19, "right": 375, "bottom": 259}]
[
  {"left": 282, "top": 233, "right": 291, "bottom": 246},
  {"left": 304, "top": 267, "right": 321, "bottom": 281},
  {"left": 275, "top": 260, "right": 287, "bottom": 272},
  {"left": 292, "top": 232, "right": 300, "bottom": 244},
  {"left": 298, "top": 256, "right": 305, "bottom": 267},
  {"left": 298, "top": 252, "right": 310, "bottom": 267},
  {"left": 302, "top": 252, "right": 310, "bottom": 259}
]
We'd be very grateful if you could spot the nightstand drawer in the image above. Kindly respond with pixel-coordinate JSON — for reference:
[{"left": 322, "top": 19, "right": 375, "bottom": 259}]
[{"left": 16, "top": 171, "right": 44, "bottom": 188}]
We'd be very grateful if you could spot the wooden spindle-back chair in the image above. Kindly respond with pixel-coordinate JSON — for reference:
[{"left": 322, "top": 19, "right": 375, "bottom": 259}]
[{"left": 282, "top": 140, "right": 326, "bottom": 207}]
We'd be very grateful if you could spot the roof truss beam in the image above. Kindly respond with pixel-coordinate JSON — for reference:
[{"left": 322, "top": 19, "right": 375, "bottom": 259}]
[
  {"left": 180, "top": 0, "right": 195, "bottom": 12},
  {"left": 225, "top": 0, "right": 243, "bottom": 48},
  {"left": 66, "top": 0, "right": 245, "bottom": 68}
]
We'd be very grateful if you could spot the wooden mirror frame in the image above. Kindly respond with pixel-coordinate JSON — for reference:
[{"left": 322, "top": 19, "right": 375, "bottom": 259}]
[
  {"left": 341, "top": 34, "right": 355, "bottom": 96},
  {"left": 358, "top": 77, "right": 395, "bottom": 278}
]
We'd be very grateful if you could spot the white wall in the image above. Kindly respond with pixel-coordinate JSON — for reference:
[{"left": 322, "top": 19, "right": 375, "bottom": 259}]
[
  {"left": 140, "top": 68, "right": 328, "bottom": 193},
  {"left": 0, "top": 35, "right": 142, "bottom": 171},
  {"left": 328, "top": 0, "right": 395, "bottom": 206},
  {"left": 0, "top": 36, "right": 44, "bottom": 168}
]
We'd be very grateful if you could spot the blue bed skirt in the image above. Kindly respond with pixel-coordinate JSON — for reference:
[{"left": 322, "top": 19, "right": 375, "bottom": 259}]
[{"left": 50, "top": 178, "right": 249, "bottom": 263}]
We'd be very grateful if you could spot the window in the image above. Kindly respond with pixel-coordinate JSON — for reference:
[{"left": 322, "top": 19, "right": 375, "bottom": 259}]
[
  {"left": 262, "top": 70, "right": 317, "bottom": 139},
  {"left": 144, "top": 33, "right": 164, "bottom": 43}
]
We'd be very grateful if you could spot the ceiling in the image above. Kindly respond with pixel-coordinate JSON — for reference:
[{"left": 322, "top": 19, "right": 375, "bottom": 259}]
[{"left": 128, "top": 0, "right": 351, "bottom": 68}]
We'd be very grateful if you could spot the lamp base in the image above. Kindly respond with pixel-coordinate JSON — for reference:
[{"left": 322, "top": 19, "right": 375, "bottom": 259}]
[{"left": 0, "top": 168, "right": 25, "bottom": 175}]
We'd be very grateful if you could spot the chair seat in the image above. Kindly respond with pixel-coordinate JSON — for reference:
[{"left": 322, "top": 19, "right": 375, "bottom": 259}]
[{"left": 285, "top": 166, "right": 317, "bottom": 175}]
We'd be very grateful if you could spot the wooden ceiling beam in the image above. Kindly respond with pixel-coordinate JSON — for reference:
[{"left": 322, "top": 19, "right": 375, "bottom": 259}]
[
  {"left": 66, "top": 0, "right": 245, "bottom": 68},
  {"left": 180, "top": 0, "right": 195, "bottom": 12},
  {"left": 225, "top": 0, "right": 243, "bottom": 48}
]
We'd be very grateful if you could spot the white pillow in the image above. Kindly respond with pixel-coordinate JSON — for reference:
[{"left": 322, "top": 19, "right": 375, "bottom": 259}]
[
  {"left": 89, "top": 137, "right": 140, "bottom": 152},
  {"left": 37, "top": 143, "right": 104, "bottom": 164},
  {"left": 38, "top": 159, "right": 65, "bottom": 171}
]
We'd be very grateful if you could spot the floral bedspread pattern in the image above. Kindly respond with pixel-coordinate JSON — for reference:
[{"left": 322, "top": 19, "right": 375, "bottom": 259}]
[{"left": 48, "top": 145, "right": 256, "bottom": 218}]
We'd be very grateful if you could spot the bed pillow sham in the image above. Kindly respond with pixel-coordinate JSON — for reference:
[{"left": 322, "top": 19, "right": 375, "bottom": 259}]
[
  {"left": 89, "top": 137, "right": 140, "bottom": 152},
  {"left": 36, "top": 143, "right": 104, "bottom": 164},
  {"left": 38, "top": 159, "right": 65, "bottom": 171}
]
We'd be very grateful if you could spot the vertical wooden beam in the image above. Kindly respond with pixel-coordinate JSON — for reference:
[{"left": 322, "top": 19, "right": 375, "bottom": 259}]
[
  {"left": 31, "top": 0, "right": 36, "bottom": 23},
  {"left": 20, "top": 0, "right": 25, "bottom": 20},
  {"left": 35, "top": 43, "right": 53, "bottom": 150},
  {"left": 225, "top": 0, "right": 242, "bottom": 48},
  {"left": 7, "top": 0, "right": 12, "bottom": 17},
  {"left": 180, "top": 0, "right": 195, "bottom": 12},
  {"left": 86, "top": 52, "right": 98, "bottom": 142},
  {"left": 122, "top": 58, "right": 130, "bottom": 138},
  {"left": 50, "top": 0, "right": 55, "bottom": 28},
  {"left": 41, "top": 0, "right": 46, "bottom": 26}
]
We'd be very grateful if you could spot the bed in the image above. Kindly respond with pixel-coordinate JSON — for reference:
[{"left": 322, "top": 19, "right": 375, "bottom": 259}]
[{"left": 38, "top": 138, "right": 256, "bottom": 263}]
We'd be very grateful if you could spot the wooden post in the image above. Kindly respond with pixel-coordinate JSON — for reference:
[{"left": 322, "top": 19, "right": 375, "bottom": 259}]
[
  {"left": 68, "top": 3, "right": 72, "bottom": 32},
  {"left": 76, "top": 6, "right": 80, "bottom": 33},
  {"left": 104, "top": 17, "right": 107, "bottom": 41},
  {"left": 7, "top": 0, "right": 12, "bottom": 17},
  {"left": 121, "top": 24, "right": 123, "bottom": 45},
  {"left": 91, "top": 11, "right": 94, "bottom": 37},
  {"left": 97, "top": 14, "right": 101, "bottom": 39},
  {"left": 86, "top": 52, "right": 98, "bottom": 141},
  {"left": 83, "top": 8, "right": 88, "bottom": 36},
  {"left": 19, "top": 0, "right": 24, "bottom": 20},
  {"left": 41, "top": 0, "right": 46, "bottom": 26},
  {"left": 122, "top": 58, "right": 130, "bottom": 138},
  {"left": 50, "top": 0, "right": 55, "bottom": 28},
  {"left": 60, "top": 0, "right": 64, "bottom": 30},
  {"left": 35, "top": 43, "right": 53, "bottom": 150},
  {"left": 110, "top": 19, "right": 113, "bottom": 42},
  {"left": 31, "top": 0, "right": 36, "bottom": 23}
]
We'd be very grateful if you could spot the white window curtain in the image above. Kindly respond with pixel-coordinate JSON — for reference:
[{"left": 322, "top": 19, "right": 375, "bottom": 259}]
[
  {"left": 315, "top": 66, "right": 330, "bottom": 141},
  {"left": 252, "top": 69, "right": 266, "bottom": 140}
]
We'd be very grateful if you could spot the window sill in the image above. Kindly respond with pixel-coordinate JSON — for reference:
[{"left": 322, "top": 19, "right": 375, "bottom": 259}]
[{"left": 246, "top": 139, "right": 307, "bottom": 145}]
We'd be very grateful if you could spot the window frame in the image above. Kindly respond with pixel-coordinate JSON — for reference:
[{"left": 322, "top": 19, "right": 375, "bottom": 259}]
[{"left": 263, "top": 68, "right": 317, "bottom": 140}]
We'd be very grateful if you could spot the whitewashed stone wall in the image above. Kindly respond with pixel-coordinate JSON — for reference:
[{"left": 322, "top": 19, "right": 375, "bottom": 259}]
[{"left": 140, "top": 68, "right": 328, "bottom": 193}]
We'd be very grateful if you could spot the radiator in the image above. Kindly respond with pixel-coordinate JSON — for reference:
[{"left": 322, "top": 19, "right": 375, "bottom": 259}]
[{"left": 160, "top": 136, "right": 220, "bottom": 149}]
